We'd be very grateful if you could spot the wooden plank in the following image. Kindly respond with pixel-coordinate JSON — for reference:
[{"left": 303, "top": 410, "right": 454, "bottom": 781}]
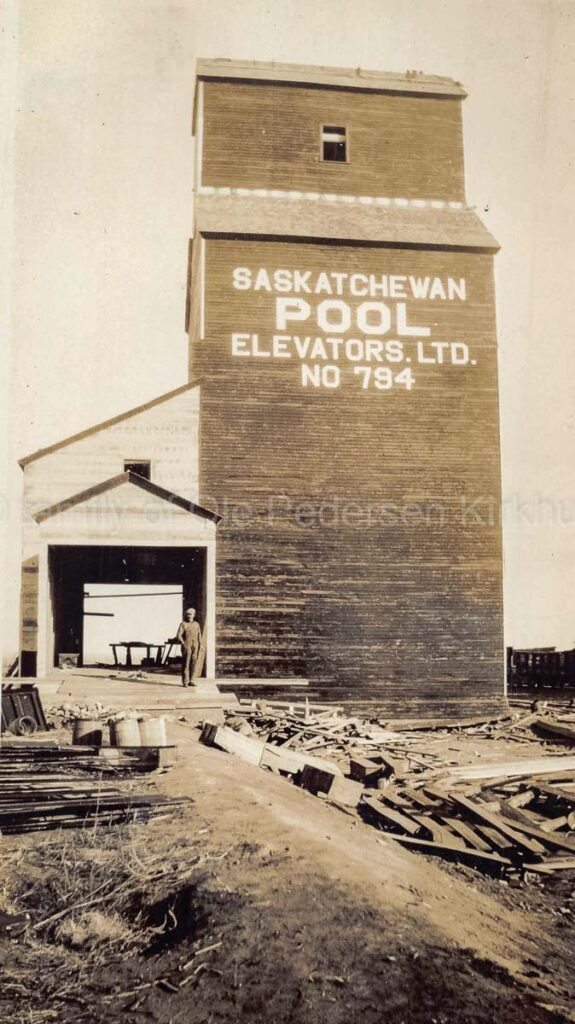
[
  {"left": 439, "top": 816, "right": 493, "bottom": 852},
  {"left": 19, "top": 556, "right": 39, "bottom": 653},
  {"left": 474, "top": 825, "right": 514, "bottom": 852},
  {"left": 448, "top": 756, "right": 575, "bottom": 782},
  {"left": 325, "top": 775, "right": 364, "bottom": 808},
  {"left": 531, "top": 783, "right": 575, "bottom": 804},
  {"left": 375, "top": 832, "right": 512, "bottom": 868},
  {"left": 400, "top": 786, "right": 437, "bottom": 808},
  {"left": 539, "top": 815, "right": 569, "bottom": 833},
  {"left": 506, "top": 789, "right": 535, "bottom": 808},
  {"left": 260, "top": 744, "right": 342, "bottom": 776},
  {"left": 448, "top": 794, "right": 546, "bottom": 857},
  {"left": 385, "top": 713, "right": 511, "bottom": 732},
  {"left": 361, "top": 795, "right": 422, "bottom": 836},
  {"left": 222, "top": 679, "right": 309, "bottom": 688},
  {"left": 523, "top": 858, "right": 575, "bottom": 874},
  {"left": 299, "top": 765, "right": 363, "bottom": 807},
  {"left": 279, "top": 730, "right": 305, "bottom": 749},
  {"left": 515, "top": 771, "right": 575, "bottom": 784},
  {"left": 423, "top": 784, "right": 461, "bottom": 804},
  {"left": 411, "top": 813, "right": 466, "bottom": 847},
  {"left": 200, "top": 722, "right": 266, "bottom": 765},
  {"left": 498, "top": 803, "right": 547, "bottom": 830},
  {"left": 376, "top": 786, "right": 412, "bottom": 809},
  {"left": 494, "top": 811, "right": 575, "bottom": 853},
  {"left": 531, "top": 718, "right": 575, "bottom": 744}
]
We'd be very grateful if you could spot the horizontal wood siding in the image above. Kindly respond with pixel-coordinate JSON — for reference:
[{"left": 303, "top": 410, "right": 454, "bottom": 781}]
[
  {"left": 201, "top": 81, "right": 465, "bottom": 203},
  {"left": 22, "top": 388, "right": 201, "bottom": 521},
  {"left": 190, "top": 237, "right": 504, "bottom": 715},
  {"left": 20, "top": 555, "right": 39, "bottom": 653}
]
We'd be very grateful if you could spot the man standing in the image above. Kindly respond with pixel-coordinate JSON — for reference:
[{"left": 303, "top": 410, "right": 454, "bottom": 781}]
[{"left": 176, "top": 608, "right": 202, "bottom": 687}]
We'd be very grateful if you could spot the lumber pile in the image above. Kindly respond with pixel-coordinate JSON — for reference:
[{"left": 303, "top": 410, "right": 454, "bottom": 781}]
[
  {"left": 0, "top": 742, "right": 184, "bottom": 835},
  {"left": 361, "top": 764, "right": 575, "bottom": 875},
  {"left": 234, "top": 697, "right": 575, "bottom": 753},
  {"left": 200, "top": 702, "right": 575, "bottom": 879},
  {"left": 0, "top": 740, "right": 168, "bottom": 776},
  {"left": 231, "top": 699, "right": 444, "bottom": 771}
]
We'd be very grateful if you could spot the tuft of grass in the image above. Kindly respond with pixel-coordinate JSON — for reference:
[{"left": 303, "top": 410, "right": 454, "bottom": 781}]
[{"left": 56, "top": 909, "right": 135, "bottom": 950}]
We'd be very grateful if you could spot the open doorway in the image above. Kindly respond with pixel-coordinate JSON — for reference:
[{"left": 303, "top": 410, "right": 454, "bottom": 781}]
[
  {"left": 48, "top": 545, "right": 207, "bottom": 673},
  {"left": 83, "top": 584, "right": 184, "bottom": 667}
]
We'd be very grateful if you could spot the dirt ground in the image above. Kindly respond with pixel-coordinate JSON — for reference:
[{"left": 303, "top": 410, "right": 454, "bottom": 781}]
[{"left": 1, "top": 682, "right": 575, "bottom": 1024}]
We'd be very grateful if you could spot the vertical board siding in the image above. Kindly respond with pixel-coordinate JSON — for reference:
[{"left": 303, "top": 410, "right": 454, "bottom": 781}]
[
  {"left": 190, "top": 237, "right": 504, "bottom": 714},
  {"left": 201, "top": 81, "right": 465, "bottom": 203}
]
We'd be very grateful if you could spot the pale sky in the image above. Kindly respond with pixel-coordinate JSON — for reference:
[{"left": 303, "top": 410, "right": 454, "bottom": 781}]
[{"left": 2, "top": 0, "right": 575, "bottom": 662}]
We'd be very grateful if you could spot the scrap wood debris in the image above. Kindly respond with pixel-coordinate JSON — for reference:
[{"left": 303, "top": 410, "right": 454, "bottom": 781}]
[
  {"left": 362, "top": 765, "right": 575, "bottom": 876},
  {"left": 0, "top": 742, "right": 186, "bottom": 836},
  {"left": 228, "top": 698, "right": 448, "bottom": 770},
  {"left": 199, "top": 699, "right": 575, "bottom": 879}
]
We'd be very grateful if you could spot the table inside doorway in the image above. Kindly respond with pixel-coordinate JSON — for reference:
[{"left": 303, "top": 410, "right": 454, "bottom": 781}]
[{"left": 109, "top": 641, "right": 165, "bottom": 668}]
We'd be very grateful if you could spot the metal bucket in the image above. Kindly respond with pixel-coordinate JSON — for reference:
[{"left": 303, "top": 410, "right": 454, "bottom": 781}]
[
  {"left": 73, "top": 718, "right": 104, "bottom": 746},
  {"left": 109, "top": 717, "right": 141, "bottom": 747},
  {"left": 138, "top": 716, "right": 167, "bottom": 747}
]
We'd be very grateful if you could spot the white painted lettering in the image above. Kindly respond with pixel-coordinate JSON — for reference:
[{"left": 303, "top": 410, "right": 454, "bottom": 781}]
[
  {"left": 451, "top": 342, "right": 469, "bottom": 364},
  {"left": 429, "top": 278, "right": 447, "bottom": 300},
  {"left": 231, "top": 333, "right": 251, "bottom": 355},
  {"left": 389, "top": 275, "right": 408, "bottom": 298},
  {"left": 273, "top": 269, "right": 293, "bottom": 292},
  {"left": 317, "top": 299, "right": 351, "bottom": 333},
  {"left": 232, "top": 267, "right": 252, "bottom": 290},
  {"left": 448, "top": 278, "right": 466, "bottom": 301},
  {"left": 272, "top": 335, "right": 292, "bottom": 358},
  {"left": 408, "top": 276, "right": 430, "bottom": 299},
  {"left": 397, "top": 302, "right": 431, "bottom": 337},
  {"left": 315, "top": 272, "right": 333, "bottom": 294},
  {"left": 254, "top": 268, "right": 272, "bottom": 291},
  {"left": 356, "top": 301, "right": 392, "bottom": 335},
  {"left": 276, "top": 298, "right": 311, "bottom": 329}
]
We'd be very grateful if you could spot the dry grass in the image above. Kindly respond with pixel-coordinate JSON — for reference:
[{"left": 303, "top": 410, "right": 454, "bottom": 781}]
[
  {"left": 0, "top": 820, "right": 224, "bottom": 1022},
  {"left": 56, "top": 909, "right": 135, "bottom": 950}
]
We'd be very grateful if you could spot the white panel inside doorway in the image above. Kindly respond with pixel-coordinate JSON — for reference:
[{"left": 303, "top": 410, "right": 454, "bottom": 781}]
[{"left": 83, "top": 583, "right": 183, "bottom": 666}]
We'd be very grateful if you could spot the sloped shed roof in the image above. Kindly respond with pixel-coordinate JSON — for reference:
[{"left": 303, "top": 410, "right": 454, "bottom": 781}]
[{"left": 195, "top": 193, "right": 499, "bottom": 253}]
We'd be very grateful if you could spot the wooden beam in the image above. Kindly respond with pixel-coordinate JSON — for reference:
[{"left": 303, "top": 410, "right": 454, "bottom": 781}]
[
  {"left": 447, "top": 794, "right": 545, "bottom": 857},
  {"left": 375, "top": 833, "right": 512, "bottom": 868}
]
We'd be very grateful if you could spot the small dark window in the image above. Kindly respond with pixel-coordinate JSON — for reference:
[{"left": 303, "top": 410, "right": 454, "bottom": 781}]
[
  {"left": 124, "top": 460, "right": 151, "bottom": 480},
  {"left": 322, "top": 125, "right": 347, "bottom": 162}
]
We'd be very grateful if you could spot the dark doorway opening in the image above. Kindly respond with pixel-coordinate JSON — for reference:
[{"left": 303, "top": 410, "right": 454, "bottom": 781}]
[{"left": 48, "top": 545, "right": 207, "bottom": 673}]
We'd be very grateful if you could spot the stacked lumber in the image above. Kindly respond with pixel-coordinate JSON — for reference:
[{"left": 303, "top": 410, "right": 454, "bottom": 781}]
[
  {"left": 0, "top": 742, "right": 184, "bottom": 835},
  {"left": 0, "top": 741, "right": 168, "bottom": 776}
]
